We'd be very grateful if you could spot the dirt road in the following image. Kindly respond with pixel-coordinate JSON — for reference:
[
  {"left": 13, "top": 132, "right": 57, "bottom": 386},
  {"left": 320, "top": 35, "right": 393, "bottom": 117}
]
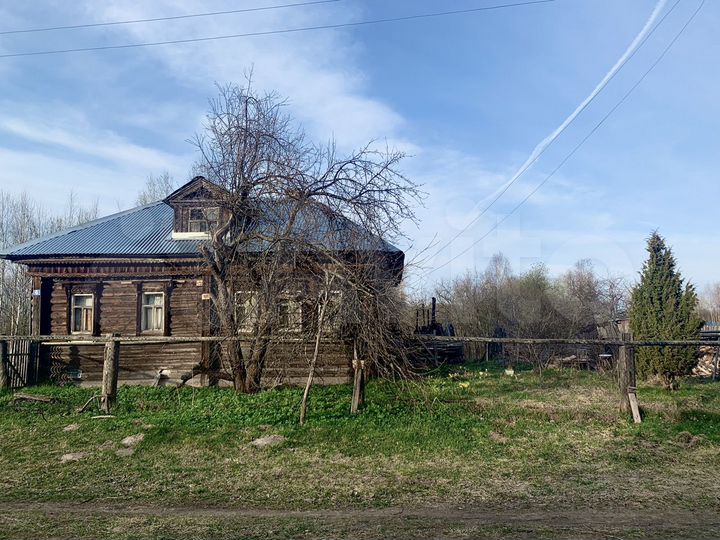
[{"left": 1, "top": 502, "right": 718, "bottom": 539}]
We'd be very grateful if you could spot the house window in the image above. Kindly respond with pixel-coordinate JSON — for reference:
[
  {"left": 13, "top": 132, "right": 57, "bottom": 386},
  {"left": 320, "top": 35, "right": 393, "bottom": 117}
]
[
  {"left": 234, "top": 291, "right": 257, "bottom": 333},
  {"left": 141, "top": 292, "right": 165, "bottom": 332},
  {"left": 277, "top": 298, "right": 302, "bottom": 332},
  {"left": 188, "top": 207, "right": 219, "bottom": 233},
  {"left": 71, "top": 294, "right": 94, "bottom": 334},
  {"left": 323, "top": 291, "right": 342, "bottom": 331}
]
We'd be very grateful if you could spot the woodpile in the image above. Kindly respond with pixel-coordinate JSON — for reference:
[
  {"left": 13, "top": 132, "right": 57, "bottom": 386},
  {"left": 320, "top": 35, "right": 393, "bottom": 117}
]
[{"left": 693, "top": 346, "right": 719, "bottom": 377}]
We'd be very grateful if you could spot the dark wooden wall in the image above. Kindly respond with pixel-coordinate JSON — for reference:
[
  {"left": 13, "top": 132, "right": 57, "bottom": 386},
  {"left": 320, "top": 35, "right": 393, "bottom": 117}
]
[
  {"left": 43, "top": 275, "right": 206, "bottom": 386},
  {"left": 29, "top": 259, "right": 353, "bottom": 387}
]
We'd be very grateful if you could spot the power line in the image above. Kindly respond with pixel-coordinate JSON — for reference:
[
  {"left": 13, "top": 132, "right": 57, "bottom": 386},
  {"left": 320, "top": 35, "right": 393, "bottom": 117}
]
[
  {"left": 0, "top": 0, "right": 555, "bottom": 59},
  {"left": 0, "top": 0, "right": 341, "bottom": 36},
  {"left": 422, "top": 0, "right": 705, "bottom": 279},
  {"left": 423, "top": 0, "right": 681, "bottom": 264}
]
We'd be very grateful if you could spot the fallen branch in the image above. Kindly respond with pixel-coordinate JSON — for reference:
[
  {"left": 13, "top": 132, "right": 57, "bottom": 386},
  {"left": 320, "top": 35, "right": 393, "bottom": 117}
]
[
  {"left": 77, "top": 395, "right": 101, "bottom": 414},
  {"left": 11, "top": 393, "right": 58, "bottom": 404}
]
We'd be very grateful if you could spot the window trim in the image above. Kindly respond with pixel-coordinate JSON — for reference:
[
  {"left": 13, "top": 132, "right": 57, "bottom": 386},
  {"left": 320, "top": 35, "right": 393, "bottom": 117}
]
[
  {"left": 70, "top": 293, "right": 94, "bottom": 335},
  {"left": 276, "top": 296, "right": 302, "bottom": 333},
  {"left": 187, "top": 206, "right": 219, "bottom": 233},
  {"left": 234, "top": 290, "right": 258, "bottom": 334},
  {"left": 140, "top": 291, "right": 165, "bottom": 334}
]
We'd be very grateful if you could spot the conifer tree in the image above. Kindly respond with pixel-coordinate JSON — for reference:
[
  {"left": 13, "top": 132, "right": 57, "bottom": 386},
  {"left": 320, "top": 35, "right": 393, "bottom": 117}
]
[{"left": 629, "top": 232, "right": 703, "bottom": 389}]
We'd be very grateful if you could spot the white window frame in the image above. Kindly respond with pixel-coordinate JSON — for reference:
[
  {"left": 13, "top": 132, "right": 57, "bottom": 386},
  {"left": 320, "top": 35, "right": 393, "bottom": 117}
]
[
  {"left": 141, "top": 292, "right": 165, "bottom": 333},
  {"left": 188, "top": 207, "right": 219, "bottom": 233},
  {"left": 234, "top": 291, "right": 258, "bottom": 333},
  {"left": 322, "top": 290, "right": 343, "bottom": 331},
  {"left": 71, "top": 294, "right": 94, "bottom": 334},
  {"left": 277, "top": 297, "right": 302, "bottom": 333}
]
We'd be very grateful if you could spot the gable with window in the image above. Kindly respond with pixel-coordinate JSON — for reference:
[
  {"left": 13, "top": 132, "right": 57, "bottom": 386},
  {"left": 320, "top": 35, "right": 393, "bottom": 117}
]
[{"left": 166, "top": 176, "right": 224, "bottom": 239}]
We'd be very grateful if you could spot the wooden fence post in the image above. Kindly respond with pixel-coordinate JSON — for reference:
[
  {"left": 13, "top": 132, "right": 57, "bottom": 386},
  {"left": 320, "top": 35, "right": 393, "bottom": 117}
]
[
  {"left": 351, "top": 341, "right": 365, "bottom": 415},
  {"left": 617, "top": 333, "right": 638, "bottom": 420},
  {"left": 100, "top": 335, "right": 120, "bottom": 413},
  {"left": 0, "top": 340, "right": 9, "bottom": 390}
]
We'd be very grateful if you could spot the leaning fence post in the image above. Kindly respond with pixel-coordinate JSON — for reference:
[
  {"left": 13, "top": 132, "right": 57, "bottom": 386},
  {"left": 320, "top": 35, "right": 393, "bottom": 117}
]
[
  {"left": 0, "top": 340, "right": 9, "bottom": 390},
  {"left": 100, "top": 334, "right": 121, "bottom": 413},
  {"left": 351, "top": 341, "right": 365, "bottom": 415}
]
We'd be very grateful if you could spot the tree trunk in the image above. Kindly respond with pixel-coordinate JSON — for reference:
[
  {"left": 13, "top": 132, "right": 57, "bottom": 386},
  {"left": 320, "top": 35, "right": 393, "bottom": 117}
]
[{"left": 245, "top": 336, "right": 270, "bottom": 393}]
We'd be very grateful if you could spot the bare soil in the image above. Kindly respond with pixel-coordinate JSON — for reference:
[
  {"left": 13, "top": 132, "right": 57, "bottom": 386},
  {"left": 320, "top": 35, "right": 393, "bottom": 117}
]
[{"left": 1, "top": 501, "right": 718, "bottom": 539}]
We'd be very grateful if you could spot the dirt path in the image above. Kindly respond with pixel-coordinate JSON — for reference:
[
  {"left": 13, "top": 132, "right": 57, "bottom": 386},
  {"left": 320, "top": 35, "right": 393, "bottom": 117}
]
[{"left": 2, "top": 501, "right": 719, "bottom": 539}]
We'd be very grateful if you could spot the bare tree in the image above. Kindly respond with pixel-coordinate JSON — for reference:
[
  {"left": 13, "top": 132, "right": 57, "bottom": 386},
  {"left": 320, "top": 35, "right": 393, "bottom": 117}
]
[
  {"left": 433, "top": 255, "right": 629, "bottom": 370},
  {"left": 192, "top": 81, "right": 421, "bottom": 393},
  {"left": 0, "top": 191, "right": 98, "bottom": 335},
  {"left": 699, "top": 283, "right": 720, "bottom": 323},
  {"left": 135, "top": 172, "right": 177, "bottom": 206}
]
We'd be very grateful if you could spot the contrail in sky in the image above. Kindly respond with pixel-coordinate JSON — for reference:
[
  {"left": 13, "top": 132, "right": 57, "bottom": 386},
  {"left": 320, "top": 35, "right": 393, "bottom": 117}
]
[
  {"left": 438, "top": 0, "right": 671, "bottom": 251},
  {"left": 502, "top": 0, "right": 669, "bottom": 191}
]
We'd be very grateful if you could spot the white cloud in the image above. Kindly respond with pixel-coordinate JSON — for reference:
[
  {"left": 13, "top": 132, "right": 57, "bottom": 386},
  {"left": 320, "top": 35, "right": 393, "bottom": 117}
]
[{"left": 0, "top": 109, "right": 187, "bottom": 173}]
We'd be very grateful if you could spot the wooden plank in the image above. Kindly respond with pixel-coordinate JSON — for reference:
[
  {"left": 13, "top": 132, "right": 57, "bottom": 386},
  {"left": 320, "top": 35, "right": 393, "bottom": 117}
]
[{"left": 628, "top": 390, "right": 642, "bottom": 424}]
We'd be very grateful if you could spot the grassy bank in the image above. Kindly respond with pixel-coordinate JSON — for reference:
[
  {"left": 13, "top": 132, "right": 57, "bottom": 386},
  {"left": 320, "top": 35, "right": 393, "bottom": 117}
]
[{"left": 1, "top": 362, "right": 719, "bottom": 538}]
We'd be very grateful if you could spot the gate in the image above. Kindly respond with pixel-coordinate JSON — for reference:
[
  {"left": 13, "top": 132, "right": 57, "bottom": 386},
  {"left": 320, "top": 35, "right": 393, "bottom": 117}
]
[{"left": 2, "top": 339, "right": 39, "bottom": 388}]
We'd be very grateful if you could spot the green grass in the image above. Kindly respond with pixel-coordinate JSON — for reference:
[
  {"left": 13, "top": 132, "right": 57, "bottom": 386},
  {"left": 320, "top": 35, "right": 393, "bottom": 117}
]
[{"left": 1, "top": 362, "right": 720, "bottom": 538}]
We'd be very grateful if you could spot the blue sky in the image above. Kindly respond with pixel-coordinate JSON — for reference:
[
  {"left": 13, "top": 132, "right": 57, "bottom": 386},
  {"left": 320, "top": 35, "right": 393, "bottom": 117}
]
[{"left": 0, "top": 0, "right": 716, "bottom": 292}]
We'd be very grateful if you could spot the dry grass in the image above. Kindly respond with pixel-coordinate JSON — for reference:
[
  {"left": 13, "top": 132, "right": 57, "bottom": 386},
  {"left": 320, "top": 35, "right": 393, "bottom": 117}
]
[{"left": 0, "top": 362, "right": 719, "bottom": 538}]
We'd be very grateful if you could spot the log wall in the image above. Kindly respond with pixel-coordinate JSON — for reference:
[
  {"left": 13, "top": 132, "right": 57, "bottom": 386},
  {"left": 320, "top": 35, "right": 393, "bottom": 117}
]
[{"left": 31, "top": 260, "right": 353, "bottom": 387}]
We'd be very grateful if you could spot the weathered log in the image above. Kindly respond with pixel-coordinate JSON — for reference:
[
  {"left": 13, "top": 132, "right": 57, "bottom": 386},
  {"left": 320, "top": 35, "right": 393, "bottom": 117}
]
[{"left": 100, "top": 335, "right": 120, "bottom": 413}]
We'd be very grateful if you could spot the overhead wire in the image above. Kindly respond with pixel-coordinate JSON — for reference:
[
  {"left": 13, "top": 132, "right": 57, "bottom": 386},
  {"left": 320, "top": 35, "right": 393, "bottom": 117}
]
[
  {"left": 423, "top": 0, "right": 681, "bottom": 264},
  {"left": 0, "top": 0, "right": 342, "bottom": 35},
  {"left": 421, "top": 0, "right": 706, "bottom": 279},
  {"left": 0, "top": 0, "right": 555, "bottom": 59}
]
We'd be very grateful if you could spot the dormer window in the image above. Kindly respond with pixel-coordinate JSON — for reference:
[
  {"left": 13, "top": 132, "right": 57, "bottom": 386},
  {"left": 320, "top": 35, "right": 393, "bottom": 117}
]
[
  {"left": 188, "top": 207, "right": 219, "bottom": 233},
  {"left": 166, "top": 176, "right": 224, "bottom": 239}
]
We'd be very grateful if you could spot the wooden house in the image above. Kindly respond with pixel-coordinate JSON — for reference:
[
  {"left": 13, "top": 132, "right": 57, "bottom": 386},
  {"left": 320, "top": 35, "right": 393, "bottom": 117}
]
[{"left": 0, "top": 177, "right": 404, "bottom": 387}]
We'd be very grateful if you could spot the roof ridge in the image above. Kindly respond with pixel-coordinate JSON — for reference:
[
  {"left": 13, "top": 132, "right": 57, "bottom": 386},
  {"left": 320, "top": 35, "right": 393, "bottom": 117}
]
[{"left": 0, "top": 201, "right": 166, "bottom": 257}]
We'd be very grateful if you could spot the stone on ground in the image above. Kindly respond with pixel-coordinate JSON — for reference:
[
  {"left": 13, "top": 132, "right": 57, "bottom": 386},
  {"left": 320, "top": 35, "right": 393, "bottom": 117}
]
[
  {"left": 60, "top": 452, "right": 87, "bottom": 463},
  {"left": 121, "top": 433, "right": 145, "bottom": 447},
  {"left": 250, "top": 435, "right": 286, "bottom": 448}
]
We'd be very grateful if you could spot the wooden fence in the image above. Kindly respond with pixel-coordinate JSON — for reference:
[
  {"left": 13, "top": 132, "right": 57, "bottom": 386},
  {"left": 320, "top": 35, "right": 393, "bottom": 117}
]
[
  {"left": 0, "top": 339, "right": 39, "bottom": 389},
  {"left": 1, "top": 334, "right": 717, "bottom": 421}
]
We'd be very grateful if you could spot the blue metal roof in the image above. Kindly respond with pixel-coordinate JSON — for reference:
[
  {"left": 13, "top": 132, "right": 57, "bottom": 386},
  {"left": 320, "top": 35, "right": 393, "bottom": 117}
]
[
  {"left": 1, "top": 202, "right": 202, "bottom": 259},
  {"left": 1, "top": 201, "right": 400, "bottom": 260}
]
